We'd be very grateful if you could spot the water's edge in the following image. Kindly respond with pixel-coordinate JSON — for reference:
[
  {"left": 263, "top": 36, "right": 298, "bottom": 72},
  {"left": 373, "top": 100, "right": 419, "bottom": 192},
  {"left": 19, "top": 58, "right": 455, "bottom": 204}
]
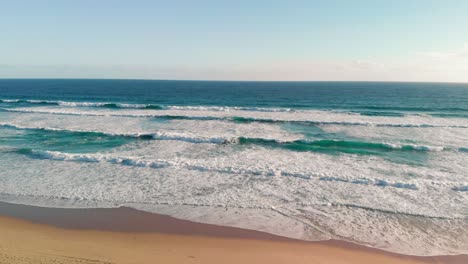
[{"left": 1, "top": 199, "right": 467, "bottom": 262}]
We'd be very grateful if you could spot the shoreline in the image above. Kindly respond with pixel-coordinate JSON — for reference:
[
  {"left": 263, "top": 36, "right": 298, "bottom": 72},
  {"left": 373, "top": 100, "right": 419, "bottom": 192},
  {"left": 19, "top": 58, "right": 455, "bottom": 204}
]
[{"left": 0, "top": 201, "right": 466, "bottom": 263}]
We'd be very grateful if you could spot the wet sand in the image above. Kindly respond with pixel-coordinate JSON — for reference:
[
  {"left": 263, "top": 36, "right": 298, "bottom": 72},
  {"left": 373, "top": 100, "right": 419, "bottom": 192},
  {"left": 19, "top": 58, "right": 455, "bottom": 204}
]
[{"left": 0, "top": 201, "right": 466, "bottom": 264}]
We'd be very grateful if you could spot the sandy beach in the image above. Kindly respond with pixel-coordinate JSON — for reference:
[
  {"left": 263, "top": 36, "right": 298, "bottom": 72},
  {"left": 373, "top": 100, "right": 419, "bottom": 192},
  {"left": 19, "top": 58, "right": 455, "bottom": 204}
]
[{"left": 0, "top": 202, "right": 466, "bottom": 264}]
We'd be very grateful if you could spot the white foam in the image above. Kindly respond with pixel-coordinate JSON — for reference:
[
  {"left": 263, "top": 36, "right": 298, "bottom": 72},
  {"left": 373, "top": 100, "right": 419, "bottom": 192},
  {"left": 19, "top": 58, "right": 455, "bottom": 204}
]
[
  {"left": 1, "top": 99, "right": 295, "bottom": 112},
  {"left": 3, "top": 106, "right": 468, "bottom": 128},
  {"left": 58, "top": 101, "right": 111, "bottom": 107},
  {"left": 19, "top": 148, "right": 466, "bottom": 197},
  {"left": 26, "top": 149, "right": 170, "bottom": 168},
  {"left": 167, "top": 105, "right": 294, "bottom": 112},
  {"left": 1, "top": 102, "right": 468, "bottom": 256},
  {"left": 321, "top": 125, "right": 468, "bottom": 149},
  {"left": 1, "top": 122, "right": 455, "bottom": 153},
  {"left": 1, "top": 146, "right": 467, "bottom": 255},
  {"left": 0, "top": 99, "right": 58, "bottom": 104},
  {"left": 409, "top": 145, "right": 445, "bottom": 151},
  {"left": 0, "top": 122, "right": 233, "bottom": 144}
]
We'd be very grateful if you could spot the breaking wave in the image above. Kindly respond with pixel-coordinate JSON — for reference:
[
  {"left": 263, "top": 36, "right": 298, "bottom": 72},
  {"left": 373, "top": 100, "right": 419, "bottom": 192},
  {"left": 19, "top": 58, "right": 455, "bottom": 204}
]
[
  {"left": 0, "top": 122, "right": 453, "bottom": 155},
  {"left": 3, "top": 98, "right": 468, "bottom": 113},
  {"left": 0, "top": 122, "right": 228, "bottom": 144},
  {"left": 0, "top": 99, "right": 58, "bottom": 105},
  {"left": 2, "top": 108, "right": 468, "bottom": 128},
  {"left": 1, "top": 99, "right": 294, "bottom": 112},
  {"left": 234, "top": 137, "right": 446, "bottom": 154},
  {"left": 0, "top": 99, "right": 165, "bottom": 110},
  {"left": 14, "top": 148, "right": 430, "bottom": 193}
]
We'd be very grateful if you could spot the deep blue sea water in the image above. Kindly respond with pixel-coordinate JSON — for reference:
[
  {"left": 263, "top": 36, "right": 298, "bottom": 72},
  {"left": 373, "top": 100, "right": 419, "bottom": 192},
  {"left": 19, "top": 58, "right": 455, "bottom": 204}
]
[
  {"left": 0, "top": 79, "right": 467, "bottom": 255},
  {"left": 1, "top": 79, "right": 468, "bottom": 113}
]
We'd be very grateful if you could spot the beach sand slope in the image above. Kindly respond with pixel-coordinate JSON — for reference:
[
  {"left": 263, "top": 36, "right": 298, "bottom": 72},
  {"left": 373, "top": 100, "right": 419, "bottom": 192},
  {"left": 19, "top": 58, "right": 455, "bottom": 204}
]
[{"left": 1, "top": 215, "right": 465, "bottom": 264}]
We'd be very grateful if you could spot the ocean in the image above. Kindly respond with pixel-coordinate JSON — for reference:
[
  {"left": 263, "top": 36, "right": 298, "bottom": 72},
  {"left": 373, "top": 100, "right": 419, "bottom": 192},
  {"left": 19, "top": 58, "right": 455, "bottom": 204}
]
[{"left": 0, "top": 79, "right": 467, "bottom": 255}]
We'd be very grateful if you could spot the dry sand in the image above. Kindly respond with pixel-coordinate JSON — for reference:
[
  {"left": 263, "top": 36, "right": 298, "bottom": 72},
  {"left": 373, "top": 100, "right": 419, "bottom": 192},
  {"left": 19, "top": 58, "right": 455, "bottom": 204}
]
[{"left": 0, "top": 202, "right": 466, "bottom": 264}]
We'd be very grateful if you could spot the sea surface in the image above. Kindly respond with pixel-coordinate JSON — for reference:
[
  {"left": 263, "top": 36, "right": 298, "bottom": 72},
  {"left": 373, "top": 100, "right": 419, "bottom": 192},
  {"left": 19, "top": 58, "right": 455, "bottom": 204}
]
[{"left": 0, "top": 79, "right": 467, "bottom": 255}]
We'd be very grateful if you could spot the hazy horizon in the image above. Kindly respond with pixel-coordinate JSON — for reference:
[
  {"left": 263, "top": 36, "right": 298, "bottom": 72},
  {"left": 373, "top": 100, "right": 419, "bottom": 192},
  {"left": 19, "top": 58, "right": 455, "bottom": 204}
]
[{"left": 2, "top": 78, "right": 468, "bottom": 85}]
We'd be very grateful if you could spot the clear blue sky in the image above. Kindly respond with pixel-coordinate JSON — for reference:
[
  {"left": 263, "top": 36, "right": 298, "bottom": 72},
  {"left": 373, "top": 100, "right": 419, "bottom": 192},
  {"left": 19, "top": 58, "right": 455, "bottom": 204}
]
[{"left": 1, "top": 0, "right": 468, "bottom": 81}]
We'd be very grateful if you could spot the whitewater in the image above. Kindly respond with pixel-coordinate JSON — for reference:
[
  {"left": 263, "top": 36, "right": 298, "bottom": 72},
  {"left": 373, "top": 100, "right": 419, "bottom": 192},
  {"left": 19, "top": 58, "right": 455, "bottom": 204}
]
[{"left": 0, "top": 80, "right": 467, "bottom": 256}]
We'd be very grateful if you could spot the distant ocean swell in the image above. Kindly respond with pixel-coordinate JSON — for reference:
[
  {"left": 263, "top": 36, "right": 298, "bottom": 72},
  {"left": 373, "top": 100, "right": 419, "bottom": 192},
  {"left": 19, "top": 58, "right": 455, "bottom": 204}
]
[
  {"left": 0, "top": 99, "right": 164, "bottom": 109},
  {"left": 2, "top": 98, "right": 468, "bottom": 115},
  {"left": 2, "top": 108, "right": 468, "bottom": 128},
  {"left": 0, "top": 99, "right": 292, "bottom": 112}
]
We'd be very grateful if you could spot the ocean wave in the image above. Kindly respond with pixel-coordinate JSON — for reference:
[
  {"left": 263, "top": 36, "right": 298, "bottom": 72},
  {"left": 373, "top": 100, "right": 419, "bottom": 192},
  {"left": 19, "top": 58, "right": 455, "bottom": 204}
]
[
  {"left": 0, "top": 99, "right": 165, "bottom": 109},
  {"left": 57, "top": 101, "right": 164, "bottom": 110},
  {"left": 4, "top": 98, "right": 468, "bottom": 113},
  {"left": 0, "top": 122, "right": 453, "bottom": 154},
  {"left": 1, "top": 99, "right": 294, "bottom": 112},
  {"left": 13, "top": 148, "right": 277, "bottom": 176},
  {"left": 3, "top": 107, "right": 468, "bottom": 128},
  {"left": 360, "top": 105, "right": 468, "bottom": 112},
  {"left": 0, "top": 122, "right": 227, "bottom": 144},
  {"left": 230, "top": 116, "right": 464, "bottom": 128},
  {"left": 0, "top": 99, "right": 59, "bottom": 105},
  {"left": 166, "top": 105, "right": 294, "bottom": 112},
  {"left": 16, "top": 148, "right": 426, "bottom": 192},
  {"left": 17, "top": 148, "right": 171, "bottom": 168},
  {"left": 233, "top": 137, "right": 446, "bottom": 153}
]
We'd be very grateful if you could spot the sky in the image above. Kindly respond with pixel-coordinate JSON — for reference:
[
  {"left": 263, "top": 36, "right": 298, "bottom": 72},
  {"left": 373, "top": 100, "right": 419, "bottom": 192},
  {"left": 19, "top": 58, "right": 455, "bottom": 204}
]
[{"left": 1, "top": 0, "right": 468, "bottom": 82}]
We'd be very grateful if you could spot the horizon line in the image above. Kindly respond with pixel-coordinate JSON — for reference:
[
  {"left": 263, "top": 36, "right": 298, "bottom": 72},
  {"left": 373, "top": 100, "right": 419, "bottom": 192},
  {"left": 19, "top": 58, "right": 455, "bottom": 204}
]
[{"left": 0, "top": 78, "right": 467, "bottom": 85}]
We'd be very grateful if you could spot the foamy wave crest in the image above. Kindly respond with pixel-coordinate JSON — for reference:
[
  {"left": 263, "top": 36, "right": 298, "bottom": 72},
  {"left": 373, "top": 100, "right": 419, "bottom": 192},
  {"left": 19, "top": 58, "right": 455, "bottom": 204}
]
[
  {"left": 1, "top": 99, "right": 294, "bottom": 112},
  {"left": 18, "top": 148, "right": 426, "bottom": 192},
  {"left": 0, "top": 122, "right": 454, "bottom": 153},
  {"left": 0, "top": 99, "right": 164, "bottom": 109},
  {"left": 0, "top": 107, "right": 153, "bottom": 117},
  {"left": 382, "top": 143, "right": 445, "bottom": 152},
  {"left": 57, "top": 101, "right": 113, "bottom": 107},
  {"left": 167, "top": 105, "right": 293, "bottom": 112},
  {"left": 20, "top": 149, "right": 171, "bottom": 168},
  {"left": 19, "top": 149, "right": 281, "bottom": 176},
  {"left": 3, "top": 107, "right": 468, "bottom": 129},
  {"left": 57, "top": 101, "right": 164, "bottom": 110},
  {"left": 233, "top": 137, "right": 447, "bottom": 153},
  {"left": 0, "top": 99, "right": 58, "bottom": 105},
  {"left": 0, "top": 122, "right": 229, "bottom": 144},
  {"left": 128, "top": 132, "right": 229, "bottom": 144}
]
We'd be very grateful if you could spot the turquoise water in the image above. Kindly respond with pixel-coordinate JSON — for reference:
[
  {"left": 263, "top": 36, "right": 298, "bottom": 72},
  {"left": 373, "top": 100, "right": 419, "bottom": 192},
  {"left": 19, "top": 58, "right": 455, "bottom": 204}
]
[
  {"left": 0, "top": 126, "right": 131, "bottom": 153},
  {"left": 0, "top": 79, "right": 467, "bottom": 255}
]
